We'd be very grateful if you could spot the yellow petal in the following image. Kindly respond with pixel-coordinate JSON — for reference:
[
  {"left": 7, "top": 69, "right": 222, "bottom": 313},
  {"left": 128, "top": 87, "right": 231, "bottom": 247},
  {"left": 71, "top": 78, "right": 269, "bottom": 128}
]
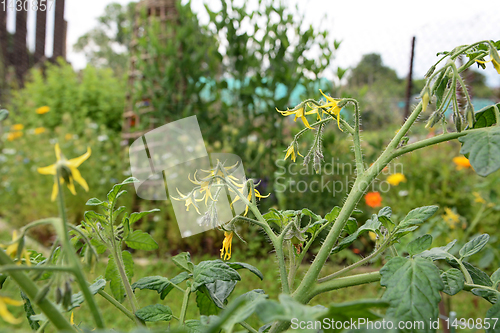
[
  {"left": 66, "top": 177, "right": 77, "bottom": 196},
  {"left": 55, "top": 143, "right": 62, "bottom": 161},
  {"left": 70, "top": 167, "right": 89, "bottom": 192},
  {"left": 300, "top": 115, "right": 314, "bottom": 129},
  {"left": 0, "top": 299, "right": 22, "bottom": 324},
  {"left": 0, "top": 297, "right": 23, "bottom": 307},
  {"left": 37, "top": 164, "right": 57, "bottom": 175},
  {"left": 70, "top": 312, "right": 74, "bottom": 325},
  {"left": 51, "top": 182, "right": 59, "bottom": 202},
  {"left": 67, "top": 147, "right": 91, "bottom": 168}
]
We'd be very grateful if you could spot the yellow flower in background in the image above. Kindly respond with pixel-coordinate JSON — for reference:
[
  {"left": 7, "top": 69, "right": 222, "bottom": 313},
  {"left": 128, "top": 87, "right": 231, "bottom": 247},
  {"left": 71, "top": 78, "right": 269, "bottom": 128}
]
[
  {"left": 220, "top": 231, "right": 233, "bottom": 260},
  {"left": 2, "top": 230, "right": 31, "bottom": 266},
  {"left": 284, "top": 144, "right": 302, "bottom": 162},
  {"left": 473, "top": 192, "right": 486, "bottom": 204},
  {"left": 276, "top": 106, "right": 317, "bottom": 129},
  {"left": 386, "top": 173, "right": 407, "bottom": 186},
  {"left": 319, "top": 89, "right": 342, "bottom": 130},
  {"left": 36, "top": 106, "right": 50, "bottom": 114},
  {"left": 7, "top": 132, "right": 23, "bottom": 141},
  {"left": 65, "top": 134, "right": 73, "bottom": 140},
  {"left": 0, "top": 295, "right": 23, "bottom": 325},
  {"left": 452, "top": 156, "right": 471, "bottom": 170},
  {"left": 70, "top": 312, "right": 75, "bottom": 325},
  {"left": 11, "top": 124, "right": 23, "bottom": 131},
  {"left": 442, "top": 208, "right": 460, "bottom": 229},
  {"left": 34, "top": 127, "right": 46, "bottom": 135},
  {"left": 37, "top": 143, "right": 91, "bottom": 201}
]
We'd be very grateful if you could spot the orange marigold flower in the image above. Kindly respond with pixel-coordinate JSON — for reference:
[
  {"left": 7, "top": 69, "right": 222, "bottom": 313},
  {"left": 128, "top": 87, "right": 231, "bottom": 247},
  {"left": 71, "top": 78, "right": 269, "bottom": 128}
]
[
  {"left": 453, "top": 156, "right": 471, "bottom": 170},
  {"left": 365, "top": 191, "right": 382, "bottom": 208}
]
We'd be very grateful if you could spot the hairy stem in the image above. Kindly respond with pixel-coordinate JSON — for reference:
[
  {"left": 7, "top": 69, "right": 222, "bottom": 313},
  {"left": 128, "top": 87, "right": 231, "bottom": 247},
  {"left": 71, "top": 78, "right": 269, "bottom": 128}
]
[{"left": 98, "top": 290, "right": 136, "bottom": 322}]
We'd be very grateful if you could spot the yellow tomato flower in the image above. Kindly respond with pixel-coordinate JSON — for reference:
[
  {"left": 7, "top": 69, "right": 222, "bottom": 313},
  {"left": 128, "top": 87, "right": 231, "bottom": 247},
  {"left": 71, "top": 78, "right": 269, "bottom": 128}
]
[
  {"left": 386, "top": 173, "right": 407, "bottom": 186},
  {"left": 70, "top": 312, "right": 75, "bottom": 325},
  {"left": 220, "top": 231, "right": 233, "bottom": 260},
  {"left": 452, "top": 156, "right": 471, "bottom": 170},
  {"left": 476, "top": 48, "right": 500, "bottom": 75},
  {"left": 36, "top": 106, "right": 50, "bottom": 114},
  {"left": 11, "top": 124, "right": 24, "bottom": 131},
  {"left": 34, "top": 127, "right": 46, "bottom": 135},
  {"left": 37, "top": 144, "right": 91, "bottom": 201},
  {"left": 473, "top": 192, "right": 486, "bottom": 204},
  {"left": 7, "top": 132, "right": 23, "bottom": 141},
  {"left": 319, "top": 89, "right": 342, "bottom": 130},
  {"left": 2, "top": 231, "right": 31, "bottom": 266},
  {"left": 171, "top": 189, "right": 203, "bottom": 214},
  {"left": 276, "top": 105, "right": 317, "bottom": 129},
  {"left": 230, "top": 183, "right": 270, "bottom": 216},
  {"left": 0, "top": 295, "right": 23, "bottom": 325},
  {"left": 442, "top": 208, "right": 460, "bottom": 228},
  {"left": 284, "top": 144, "right": 302, "bottom": 162}
]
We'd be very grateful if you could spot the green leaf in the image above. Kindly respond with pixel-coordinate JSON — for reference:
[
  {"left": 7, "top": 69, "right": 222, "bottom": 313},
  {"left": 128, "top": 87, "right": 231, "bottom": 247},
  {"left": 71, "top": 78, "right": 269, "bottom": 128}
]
[
  {"left": 220, "top": 290, "right": 267, "bottom": 333},
  {"left": 331, "top": 216, "right": 381, "bottom": 254},
  {"left": 441, "top": 269, "right": 465, "bottom": 296},
  {"left": 185, "top": 315, "right": 219, "bottom": 333},
  {"left": 107, "top": 177, "right": 139, "bottom": 204},
  {"left": 192, "top": 260, "right": 241, "bottom": 290},
  {"left": 398, "top": 205, "right": 438, "bottom": 229},
  {"left": 125, "top": 230, "right": 158, "bottom": 251},
  {"left": 203, "top": 281, "right": 236, "bottom": 308},
  {"left": 448, "top": 260, "right": 493, "bottom": 287},
  {"left": 86, "top": 198, "right": 105, "bottom": 206},
  {"left": 486, "top": 302, "right": 500, "bottom": 333},
  {"left": 129, "top": 209, "right": 160, "bottom": 225},
  {"left": 319, "top": 299, "right": 389, "bottom": 332},
  {"left": 417, "top": 239, "right": 457, "bottom": 261},
  {"left": 135, "top": 304, "right": 172, "bottom": 322},
  {"left": 301, "top": 208, "right": 321, "bottom": 221},
  {"left": 378, "top": 206, "right": 392, "bottom": 218},
  {"left": 20, "top": 292, "right": 40, "bottom": 331},
  {"left": 172, "top": 252, "right": 195, "bottom": 273},
  {"left": 70, "top": 279, "right": 107, "bottom": 311},
  {"left": 407, "top": 234, "right": 433, "bottom": 256},
  {"left": 84, "top": 210, "right": 107, "bottom": 224},
  {"left": 473, "top": 103, "right": 500, "bottom": 129},
  {"left": 105, "top": 251, "right": 134, "bottom": 302},
  {"left": 491, "top": 268, "right": 500, "bottom": 286},
  {"left": 471, "top": 288, "right": 498, "bottom": 304},
  {"left": 459, "top": 234, "right": 489, "bottom": 258},
  {"left": 196, "top": 288, "right": 219, "bottom": 316},
  {"left": 226, "top": 262, "right": 263, "bottom": 280},
  {"left": 325, "top": 207, "right": 340, "bottom": 223},
  {"left": 132, "top": 272, "right": 190, "bottom": 300},
  {"left": 380, "top": 257, "right": 443, "bottom": 331},
  {"left": 256, "top": 294, "right": 327, "bottom": 325},
  {"left": 459, "top": 127, "right": 500, "bottom": 176},
  {"left": 0, "top": 109, "right": 9, "bottom": 122}
]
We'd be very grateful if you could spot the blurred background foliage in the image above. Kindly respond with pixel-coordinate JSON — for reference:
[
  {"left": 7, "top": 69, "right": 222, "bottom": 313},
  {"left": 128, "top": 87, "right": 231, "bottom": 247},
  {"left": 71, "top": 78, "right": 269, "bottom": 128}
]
[{"left": 0, "top": 0, "right": 499, "bottom": 270}]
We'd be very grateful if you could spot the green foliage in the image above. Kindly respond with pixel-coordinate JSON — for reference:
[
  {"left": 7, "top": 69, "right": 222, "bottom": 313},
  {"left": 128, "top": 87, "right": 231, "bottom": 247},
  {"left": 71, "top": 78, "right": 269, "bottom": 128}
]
[
  {"left": 135, "top": 304, "right": 172, "bottom": 322},
  {"left": 459, "top": 126, "right": 500, "bottom": 176}
]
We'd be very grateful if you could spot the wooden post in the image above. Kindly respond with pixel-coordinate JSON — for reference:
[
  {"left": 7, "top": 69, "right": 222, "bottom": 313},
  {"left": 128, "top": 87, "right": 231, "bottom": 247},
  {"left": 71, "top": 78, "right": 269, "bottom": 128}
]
[
  {"left": 34, "top": 0, "right": 48, "bottom": 63},
  {"left": 53, "top": 0, "right": 66, "bottom": 60},
  {"left": 403, "top": 36, "right": 416, "bottom": 121},
  {"left": 0, "top": 9, "right": 7, "bottom": 67},
  {"left": 14, "top": 7, "right": 28, "bottom": 84}
]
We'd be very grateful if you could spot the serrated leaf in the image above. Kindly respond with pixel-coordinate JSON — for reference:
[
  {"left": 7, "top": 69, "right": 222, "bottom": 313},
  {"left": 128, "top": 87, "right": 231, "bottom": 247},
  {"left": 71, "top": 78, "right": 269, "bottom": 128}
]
[
  {"left": 398, "top": 205, "right": 438, "bottom": 229},
  {"left": 407, "top": 234, "right": 433, "bottom": 256},
  {"left": 84, "top": 210, "right": 106, "bottom": 224},
  {"left": 173, "top": 252, "right": 195, "bottom": 273},
  {"left": 459, "top": 127, "right": 500, "bottom": 176},
  {"left": 129, "top": 209, "right": 160, "bottom": 225},
  {"left": 486, "top": 302, "right": 500, "bottom": 333},
  {"left": 105, "top": 251, "right": 134, "bottom": 302},
  {"left": 380, "top": 257, "right": 443, "bottom": 331},
  {"left": 204, "top": 281, "right": 236, "bottom": 308},
  {"left": 20, "top": 292, "right": 40, "bottom": 330},
  {"left": 125, "top": 230, "right": 158, "bottom": 251},
  {"left": 471, "top": 288, "right": 498, "bottom": 304},
  {"left": 378, "top": 206, "right": 392, "bottom": 218},
  {"left": 459, "top": 234, "right": 489, "bottom": 258},
  {"left": 301, "top": 208, "right": 321, "bottom": 222},
  {"left": 331, "top": 216, "right": 381, "bottom": 254},
  {"left": 226, "top": 262, "right": 263, "bottom": 280},
  {"left": 441, "top": 269, "right": 465, "bottom": 296},
  {"left": 192, "top": 260, "right": 240, "bottom": 290},
  {"left": 135, "top": 304, "right": 172, "bottom": 322}
]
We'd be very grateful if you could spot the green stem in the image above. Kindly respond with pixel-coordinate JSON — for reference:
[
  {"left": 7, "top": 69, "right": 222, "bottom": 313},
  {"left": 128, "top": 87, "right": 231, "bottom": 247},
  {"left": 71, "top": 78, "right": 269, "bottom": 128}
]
[
  {"left": 179, "top": 288, "right": 191, "bottom": 324},
  {"left": 287, "top": 241, "right": 296, "bottom": 291},
  {"left": 55, "top": 171, "right": 105, "bottom": 329},
  {"left": 35, "top": 320, "right": 50, "bottom": 333},
  {"left": 309, "top": 271, "right": 381, "bottom": 301},
  {"left": 0, "top": 250, "right": 76, "bottom": 332},
  {"left": 0, "top": 265, "right": 73, "bottom": 274},
  {"left": 98, "top": 290, "right": 136, "bottom": 322},
  {"left": 240, "top": 321, "right": 260, "bottom": 333},
  {"left": 464, "top": 204, "right": 487, "bottom": 239},
  {"left": 457, "top": 259, "right": 473, "bottom": 284},
  {"left": 346, "top": 99, "right": 364, "bottom": 173}
]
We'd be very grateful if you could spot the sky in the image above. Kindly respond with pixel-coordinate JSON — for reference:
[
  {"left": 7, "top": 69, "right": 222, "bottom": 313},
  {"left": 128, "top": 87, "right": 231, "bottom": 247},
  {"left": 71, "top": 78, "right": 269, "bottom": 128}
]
[{"left": 6, "top": 0, "right": 500, "bottom": 86}]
